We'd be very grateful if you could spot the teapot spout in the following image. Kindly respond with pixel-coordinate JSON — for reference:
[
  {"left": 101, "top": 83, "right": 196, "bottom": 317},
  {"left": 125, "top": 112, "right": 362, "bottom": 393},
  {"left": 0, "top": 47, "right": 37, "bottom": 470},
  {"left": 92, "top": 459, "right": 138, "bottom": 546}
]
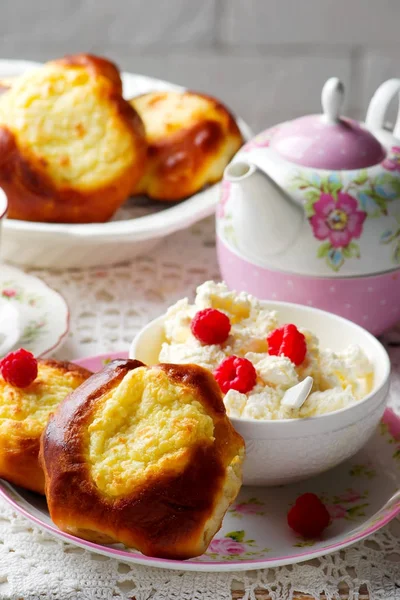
[{"left": 224, "top": 160, "right": 303, "bottom": 261}]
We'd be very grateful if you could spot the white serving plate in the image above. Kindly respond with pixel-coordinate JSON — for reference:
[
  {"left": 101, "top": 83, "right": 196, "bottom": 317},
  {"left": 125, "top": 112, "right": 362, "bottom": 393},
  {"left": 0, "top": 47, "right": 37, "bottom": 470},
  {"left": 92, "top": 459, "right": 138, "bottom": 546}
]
[
  {"left": 0, "top": 59, "right": 253, "bottom": 270},
  {"left": 0, "top": 351, "right": 398, "bottom": 573}
]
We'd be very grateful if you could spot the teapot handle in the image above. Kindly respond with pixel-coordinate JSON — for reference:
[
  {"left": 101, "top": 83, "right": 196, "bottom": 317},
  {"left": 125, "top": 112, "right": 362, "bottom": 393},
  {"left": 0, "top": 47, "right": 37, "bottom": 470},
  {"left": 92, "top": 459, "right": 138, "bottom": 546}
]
[{"left": 365, "top": 78, "right": 400, "bottom": 138}]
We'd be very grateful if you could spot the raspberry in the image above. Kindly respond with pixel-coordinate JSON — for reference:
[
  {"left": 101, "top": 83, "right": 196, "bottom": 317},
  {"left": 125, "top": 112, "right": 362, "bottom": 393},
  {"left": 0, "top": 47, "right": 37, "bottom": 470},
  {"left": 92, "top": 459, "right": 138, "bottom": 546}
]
[
  {"left": 267, "top": 324, "right": 307, "bottom": 366},
  {"left": 0, "top": 348, "right": 38, "bottom": 388},
  {"left": 214, "top": 356, "right": 257, "bottom": 394},
  {"left": 287, "top": 493, "right": 330, "bottom": 538},
  {"left": 191, "top": 308, "right": 231, "bottom": 345}
]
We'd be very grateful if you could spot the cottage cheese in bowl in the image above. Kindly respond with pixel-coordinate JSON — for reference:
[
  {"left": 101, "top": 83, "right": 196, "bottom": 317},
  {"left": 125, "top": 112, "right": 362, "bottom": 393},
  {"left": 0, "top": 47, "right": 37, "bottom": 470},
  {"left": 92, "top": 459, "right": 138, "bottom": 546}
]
[
  {"left": 159, "top": 281, "right": 374, "bottom": 420},
  {"left": 130, "top": 280, "right": 390, "bottom": 484}
]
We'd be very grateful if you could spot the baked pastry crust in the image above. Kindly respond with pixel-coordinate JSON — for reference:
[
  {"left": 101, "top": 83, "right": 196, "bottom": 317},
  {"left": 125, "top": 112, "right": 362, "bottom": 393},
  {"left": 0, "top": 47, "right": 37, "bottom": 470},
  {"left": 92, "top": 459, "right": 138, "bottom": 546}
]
[
  {"left": 129, "top": 91, "right": 244, "bottom": 200},
  {"left": 0, "top": 54, "right": 147, "bottom": 223},
  {"left": 40, "top": 359, "right": 245, "bottom": 559},
  {"left": 0, "top": 359, "right": 91, "bottom": 494}
]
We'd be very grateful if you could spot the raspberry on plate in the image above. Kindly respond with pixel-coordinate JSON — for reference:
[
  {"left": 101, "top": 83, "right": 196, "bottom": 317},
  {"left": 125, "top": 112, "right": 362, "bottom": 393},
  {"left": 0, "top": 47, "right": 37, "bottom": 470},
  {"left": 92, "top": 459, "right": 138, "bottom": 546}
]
[
  {"left": 191, "top": 308, "right": 231, "bottom": 345},
  {"left": 267, "top": 324, "right": 307, "bottom": 366},
  {"left": 287, "top": 492, "right": 330, "bottom": 538},
  {"left": 0, "top": 348, "right": 38, "bottom": 388},
  {"left": 214, "top": 355, "right": 257, "bottom": 394}
]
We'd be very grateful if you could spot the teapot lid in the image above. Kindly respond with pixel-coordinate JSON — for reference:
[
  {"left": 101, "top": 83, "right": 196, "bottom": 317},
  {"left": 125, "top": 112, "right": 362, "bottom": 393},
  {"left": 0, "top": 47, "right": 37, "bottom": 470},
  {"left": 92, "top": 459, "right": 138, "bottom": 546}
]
[{"left": 269, "top": 78, "right": 386, "bottom": 170}]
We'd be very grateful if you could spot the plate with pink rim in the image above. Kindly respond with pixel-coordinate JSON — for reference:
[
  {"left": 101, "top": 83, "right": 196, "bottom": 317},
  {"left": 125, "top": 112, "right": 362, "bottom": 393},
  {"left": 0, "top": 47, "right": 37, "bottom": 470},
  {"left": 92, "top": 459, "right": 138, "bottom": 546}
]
[
  {"left": 0, "top": 265, "right": 69, "bottom": 358},
  {"left": 0, "top": 351, "right": 399, "bottom": 573}
]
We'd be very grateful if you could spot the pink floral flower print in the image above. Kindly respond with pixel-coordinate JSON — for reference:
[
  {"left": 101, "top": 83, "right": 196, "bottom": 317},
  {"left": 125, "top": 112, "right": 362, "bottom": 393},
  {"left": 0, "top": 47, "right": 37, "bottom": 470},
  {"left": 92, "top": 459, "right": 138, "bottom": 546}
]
[
  {"left": 208, "top": 538, "right": 246, "bottom": 555},
  {"left": 233, "top": 501, "right": 264, "bottom": 515},
  {"left": 382, "top": 146, "right": 400, "bottom": 172},
  {"left": 1, "top": 289, "right": 16, "bottom": 298},
  {"left": 217, "top": 179, "right": 231, "bottom": 218},
  {"left": 382, "top": 407, "right": 400, "bottom": 440},
  {"left": 310, "top": 192, "right": 367, "bottom": 248},
  {"left": 335, "top": 489, "right": 362, "bottom": 503},
  {"left": 326, "top": 504, "right": 348, "bottom": 519}
]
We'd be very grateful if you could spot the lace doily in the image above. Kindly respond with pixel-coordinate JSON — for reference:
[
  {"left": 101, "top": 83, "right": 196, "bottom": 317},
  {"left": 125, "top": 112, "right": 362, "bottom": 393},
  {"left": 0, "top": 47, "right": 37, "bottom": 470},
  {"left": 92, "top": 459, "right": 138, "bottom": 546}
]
[{"left": 1, "top": 216, "right": 400, "bottom": 600}]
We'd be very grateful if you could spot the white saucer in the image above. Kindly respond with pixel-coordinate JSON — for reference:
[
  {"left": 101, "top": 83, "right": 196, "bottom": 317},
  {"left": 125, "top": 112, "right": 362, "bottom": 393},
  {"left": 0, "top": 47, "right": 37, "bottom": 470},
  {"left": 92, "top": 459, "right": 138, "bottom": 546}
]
[
  {"left": 0, "top": 265, "right": 69, "bottom": 358},
  {"left": 0, "top": 351, "right": 398, "bottom": 573}
]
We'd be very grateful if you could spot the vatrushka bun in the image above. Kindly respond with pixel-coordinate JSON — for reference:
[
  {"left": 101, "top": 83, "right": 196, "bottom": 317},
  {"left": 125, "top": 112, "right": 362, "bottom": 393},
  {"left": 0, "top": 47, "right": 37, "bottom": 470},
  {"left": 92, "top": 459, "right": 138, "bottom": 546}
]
[
  {"left": 129, "top": 90, "right": 244, "bottom": 201},
  {"left": 40, "top": 359, "right": 245, "bottom": 559},
  {"left": 0, "top": 359, "right": 91, "bottom": 494},
  {"left": 0, "top": 54, "right": 147, "bottom": 223}
]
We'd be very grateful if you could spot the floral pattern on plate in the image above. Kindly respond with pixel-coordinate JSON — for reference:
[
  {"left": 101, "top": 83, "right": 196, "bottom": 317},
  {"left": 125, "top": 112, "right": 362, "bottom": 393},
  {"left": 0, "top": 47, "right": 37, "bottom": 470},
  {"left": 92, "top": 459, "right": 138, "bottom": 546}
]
[
  {"left": 348, "top": 463, "right": 377, "bottom": 479},
  {"left": 289, "top": 488, "right": 370, "bottom": 548},
  {"left": 380, "top": 407, "right": 400, "bottom": 463},
  {"left": 1, "top": 283, "right": 43, "bottom": 307},
  {"left": 0, "top": 266, "right": 69, "bottom": 358},
  {"left": 204, "top": 530, "right": 270, "bottom": 561},
  {"left": 229, "top": 497, "right": 266, "bottom": 518},
  {"left": 322, "top": 489, "right": 369, "bottom": 521}
]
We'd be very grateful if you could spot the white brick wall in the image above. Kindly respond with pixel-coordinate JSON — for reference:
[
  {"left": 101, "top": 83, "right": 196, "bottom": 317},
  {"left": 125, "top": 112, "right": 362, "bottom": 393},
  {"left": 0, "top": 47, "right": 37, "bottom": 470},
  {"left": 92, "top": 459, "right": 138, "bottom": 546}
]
[
  {"left": 119, "top": 51, "right": 352, "bottom": 131},
  {"left": 222, "top": 0, "right": 400, "bottom": 45},
  {"left": 0, "top": 0, "right": 399, "bottom": 132}
]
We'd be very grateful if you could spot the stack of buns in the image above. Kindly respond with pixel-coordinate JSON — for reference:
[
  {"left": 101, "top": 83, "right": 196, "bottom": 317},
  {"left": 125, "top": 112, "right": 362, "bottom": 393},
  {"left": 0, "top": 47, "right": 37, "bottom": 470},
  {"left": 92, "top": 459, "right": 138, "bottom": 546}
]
[
  {"left": 0, "top": 54, "right": 244, "bottom": 224},
  {"left": 0, "top": 355, "right": 245, "bottom": 559}
]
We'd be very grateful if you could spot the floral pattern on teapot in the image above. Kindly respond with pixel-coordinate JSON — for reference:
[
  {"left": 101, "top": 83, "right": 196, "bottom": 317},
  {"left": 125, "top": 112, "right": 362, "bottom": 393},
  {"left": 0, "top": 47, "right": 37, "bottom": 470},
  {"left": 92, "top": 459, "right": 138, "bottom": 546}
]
[
  {"left": 382, "top": 145, "right": 400, "bottom": 172},
  {"left": 290, "top": 157, "right": 400, "bottom": 271},
  {"left": 233, "top": 129, "right": 400, "bottom": 272},
  {"left": 218, "top": 145, "right": 400, "bottom": 273},
  {"left": 219, "top": 80, "right": 400, "bottom": 279}
]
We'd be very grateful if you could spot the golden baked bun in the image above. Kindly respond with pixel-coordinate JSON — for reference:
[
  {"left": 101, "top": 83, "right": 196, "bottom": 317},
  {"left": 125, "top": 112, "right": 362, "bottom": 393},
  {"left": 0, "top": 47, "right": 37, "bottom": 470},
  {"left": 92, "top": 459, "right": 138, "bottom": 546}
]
[
  {"left": 129, "top": 91, "right": 244, "bottom": 201},
  {"left": 40, "top": 359, "right": 245, "bottom": 559},
  {"left": 0, "top": 359, "right": 91, "bottom": 494},
  {"left": 0, "top": 54, "right": 147, "bottom": 223}
]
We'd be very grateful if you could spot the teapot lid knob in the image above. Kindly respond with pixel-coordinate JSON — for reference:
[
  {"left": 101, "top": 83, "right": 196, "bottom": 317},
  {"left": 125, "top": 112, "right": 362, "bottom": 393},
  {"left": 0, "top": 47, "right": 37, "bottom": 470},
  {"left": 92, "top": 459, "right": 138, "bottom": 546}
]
[
  {"left": 267, "top": 74, "right": 386, "bottom": 170},
  {"left": 269, "top": 77, "right": 386, "bottom": 171},
  {"left": 321, "top": 77, "right": 345, "bottom": 124}
]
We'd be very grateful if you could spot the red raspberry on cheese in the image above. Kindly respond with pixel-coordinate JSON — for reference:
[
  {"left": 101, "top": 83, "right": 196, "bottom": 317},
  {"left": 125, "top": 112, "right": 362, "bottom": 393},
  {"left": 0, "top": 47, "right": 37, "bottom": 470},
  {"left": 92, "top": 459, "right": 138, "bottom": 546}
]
[
  {"left": 214, "top": 355, "right": 257, "bottom": 394},
  {"left": 191, "top": 308, "right": 231, "bottom": 345},
  {"left": 267, "top": 324, "right": 307, "bottom": 366}
]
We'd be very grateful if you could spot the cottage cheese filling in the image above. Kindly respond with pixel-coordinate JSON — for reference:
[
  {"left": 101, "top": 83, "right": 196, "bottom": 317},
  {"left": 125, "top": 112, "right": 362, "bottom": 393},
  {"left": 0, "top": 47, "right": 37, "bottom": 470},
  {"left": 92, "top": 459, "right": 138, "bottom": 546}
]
[{"left": 159, "top": 281, "right": 374, "bottom": 420}]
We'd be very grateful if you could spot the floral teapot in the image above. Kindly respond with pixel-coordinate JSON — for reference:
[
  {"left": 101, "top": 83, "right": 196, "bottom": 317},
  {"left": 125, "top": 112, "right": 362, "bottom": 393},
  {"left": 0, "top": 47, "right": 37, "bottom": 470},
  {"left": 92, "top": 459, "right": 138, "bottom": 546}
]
[{"left": 216, "top": 78, "right": 400, "bottom": 334}]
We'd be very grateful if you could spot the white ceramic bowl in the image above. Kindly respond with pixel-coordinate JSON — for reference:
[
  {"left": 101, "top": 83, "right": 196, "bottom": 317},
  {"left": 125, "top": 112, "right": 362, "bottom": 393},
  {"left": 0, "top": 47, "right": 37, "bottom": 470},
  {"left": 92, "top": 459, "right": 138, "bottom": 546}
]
[{"left": 129, "top": 301, "right": 391, "bottom": 486}]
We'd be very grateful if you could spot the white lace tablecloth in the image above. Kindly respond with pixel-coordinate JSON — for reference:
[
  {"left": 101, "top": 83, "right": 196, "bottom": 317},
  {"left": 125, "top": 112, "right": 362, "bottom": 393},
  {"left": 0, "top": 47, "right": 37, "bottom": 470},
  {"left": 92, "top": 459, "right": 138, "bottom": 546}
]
[{"left": 1, "top": 216, "right": 400, "bottom": 600}]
